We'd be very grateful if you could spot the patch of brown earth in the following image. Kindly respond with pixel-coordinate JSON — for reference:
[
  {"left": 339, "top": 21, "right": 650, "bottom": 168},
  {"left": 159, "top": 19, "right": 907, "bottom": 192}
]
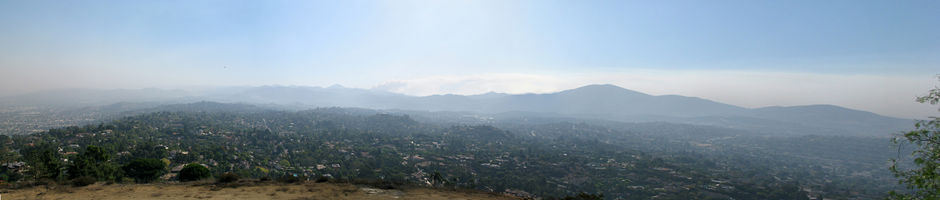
[{"left": 0, "top": 182, "right": 519, "bottom": 200}]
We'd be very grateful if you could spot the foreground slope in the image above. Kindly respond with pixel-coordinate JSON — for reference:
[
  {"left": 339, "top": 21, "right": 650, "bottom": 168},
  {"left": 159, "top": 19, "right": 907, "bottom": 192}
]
[{"left": 1, "top": 182, "right": 517, "bottom": 200}]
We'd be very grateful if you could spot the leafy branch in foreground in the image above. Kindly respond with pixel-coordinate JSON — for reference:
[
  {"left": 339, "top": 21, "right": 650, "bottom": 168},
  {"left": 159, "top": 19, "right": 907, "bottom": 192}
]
[{"left": 891, "top": 76, "right": 940, "bottom": 199}]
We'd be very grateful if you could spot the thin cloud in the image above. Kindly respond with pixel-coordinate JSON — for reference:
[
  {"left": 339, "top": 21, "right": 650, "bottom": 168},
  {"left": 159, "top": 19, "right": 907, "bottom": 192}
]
[{"left": 373, "top": 73, "right": 570, "bottom": 96}]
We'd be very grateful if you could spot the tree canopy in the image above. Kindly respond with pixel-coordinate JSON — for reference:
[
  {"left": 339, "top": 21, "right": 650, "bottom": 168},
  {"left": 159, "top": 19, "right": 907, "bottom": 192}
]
[
  {"left": 122, "top": 158, "right": 166, "bottom": 183},
  {"left": 178, "top": 163, "right": 211, "bottom": 182},
  {"left": 67, "top": 145, "right": 119, "bottom": 181}
]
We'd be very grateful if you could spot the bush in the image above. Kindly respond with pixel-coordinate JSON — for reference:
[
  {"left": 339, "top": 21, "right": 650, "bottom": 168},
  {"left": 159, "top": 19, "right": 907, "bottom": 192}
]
[
  {"left": 315, "top": 176, "right": 330, "bottom": 183},
  {"left": 122, "top": 158, "right": 166, "bottom": 183},
  {"left": 71, "top": 176, "right": 96, "bottom": 187},
  {"left": 217, "top": 172, "right": 239, "bottom": 183},
  {"left": 351, "top": 178, "right": 398, "bottom": 189},
  {"left": 178, "top": 163, "right": 211, "bottom": 182},
  {"left": 277, "top": 174, "right": 303, "bottom": 183},
  {"left": 557, "top": 192, "right": 604, "bottom": 200}
]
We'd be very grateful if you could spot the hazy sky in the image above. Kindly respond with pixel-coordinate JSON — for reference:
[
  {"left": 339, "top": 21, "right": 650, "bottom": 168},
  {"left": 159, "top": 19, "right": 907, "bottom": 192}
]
[{"left": 0, "top": 0, "right": 938, "bottom": 118}]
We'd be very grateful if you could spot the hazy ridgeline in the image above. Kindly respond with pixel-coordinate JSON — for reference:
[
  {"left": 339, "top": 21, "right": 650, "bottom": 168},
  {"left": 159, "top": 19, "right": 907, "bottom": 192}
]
[
  {"left": 0, "top": 84, "right": 912, "bottom": 136},
  {"left": 0, "top": 85, "right": 916, "bottom": 199}
]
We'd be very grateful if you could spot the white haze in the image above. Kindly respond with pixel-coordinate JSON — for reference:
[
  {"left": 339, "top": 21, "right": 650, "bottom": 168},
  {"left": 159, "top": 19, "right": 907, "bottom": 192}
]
[
  {"left": 374, "top": 70, "right": 937, "bottom": 119},
  {"left": 0, "top": 65, "right": 935, "bottom": 119}
]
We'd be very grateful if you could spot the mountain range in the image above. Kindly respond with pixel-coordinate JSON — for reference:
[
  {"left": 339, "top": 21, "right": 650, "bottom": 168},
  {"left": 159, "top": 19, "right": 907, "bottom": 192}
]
[{"left": 1, "top": 84, "right": 913, "bottom": 137}]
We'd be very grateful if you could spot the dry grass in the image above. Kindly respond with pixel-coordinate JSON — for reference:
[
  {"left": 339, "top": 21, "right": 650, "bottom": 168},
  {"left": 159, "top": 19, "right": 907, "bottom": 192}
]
[{"left": 0, "top": 181, "right": 519, "bottom": 200}]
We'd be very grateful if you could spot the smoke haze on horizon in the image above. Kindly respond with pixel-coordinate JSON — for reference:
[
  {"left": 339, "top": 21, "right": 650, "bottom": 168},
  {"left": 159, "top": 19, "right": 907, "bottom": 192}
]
[{"left": 1, "top": 0, "right": 937, "bottom": 119}]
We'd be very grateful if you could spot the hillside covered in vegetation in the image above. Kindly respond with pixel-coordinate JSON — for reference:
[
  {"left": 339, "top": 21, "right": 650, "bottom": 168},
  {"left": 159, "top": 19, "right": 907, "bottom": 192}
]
[{"left": 0, "top": 103, "right": 902, "bottom": 199}]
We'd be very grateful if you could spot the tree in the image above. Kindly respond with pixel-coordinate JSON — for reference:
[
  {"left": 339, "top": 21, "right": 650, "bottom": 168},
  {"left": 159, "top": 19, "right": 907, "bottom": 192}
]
[
  {"left": 0, "top": 135, "right": 19, "bottom": 164},
  {"left": 123, "top": 158, "right": 166, "bottom": 183},
  {"left": 178, "top": 163, "right": 211, "bottom": 182},
  {"left": 430, "top": 171, "right": 445, "bottom": 187},
  {"left": 23, "top": 144, "right": 62, "bottom": 180},
  {"left": 67, "top": 145, "right": 119, "bottom": 181},
  {"left": 132, "top": 142, "right": 168, "bottom": 159},
  {"left": 891, "top": 77, "right": 940, "bottom": 199}
]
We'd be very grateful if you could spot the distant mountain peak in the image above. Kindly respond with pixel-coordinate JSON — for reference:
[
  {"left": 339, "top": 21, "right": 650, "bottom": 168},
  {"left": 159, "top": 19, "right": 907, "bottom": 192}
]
[
  {"left": 467, "top": 92, "right": 509, "bottom": 98},
  {"left": 576, "top": 84, "right": 622, "bottom": 89},
  {"left": 558, "top": 84, "right": 650, "bottom": 96}
]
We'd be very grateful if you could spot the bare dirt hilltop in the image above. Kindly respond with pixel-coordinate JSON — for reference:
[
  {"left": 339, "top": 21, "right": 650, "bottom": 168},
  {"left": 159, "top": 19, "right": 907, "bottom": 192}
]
[{"left": 0, "top": 181, "right": 520, "bottom": 200}]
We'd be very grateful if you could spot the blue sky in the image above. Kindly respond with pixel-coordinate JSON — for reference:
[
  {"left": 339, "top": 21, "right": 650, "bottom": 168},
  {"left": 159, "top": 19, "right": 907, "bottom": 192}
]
[{"left": 0, "top": 0, "right": 938, "bottom": 118}]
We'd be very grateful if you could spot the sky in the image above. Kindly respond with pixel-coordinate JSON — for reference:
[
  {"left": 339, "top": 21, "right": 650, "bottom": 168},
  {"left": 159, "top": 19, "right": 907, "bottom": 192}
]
[{"left": 0, "top": 0, "right": 938, "bottom": 118}]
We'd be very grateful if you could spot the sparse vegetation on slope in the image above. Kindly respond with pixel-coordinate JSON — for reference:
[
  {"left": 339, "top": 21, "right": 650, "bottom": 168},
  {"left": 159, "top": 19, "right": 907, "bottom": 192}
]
[{"left": 0, "top": 180, "right": 518, "bottom": 200}]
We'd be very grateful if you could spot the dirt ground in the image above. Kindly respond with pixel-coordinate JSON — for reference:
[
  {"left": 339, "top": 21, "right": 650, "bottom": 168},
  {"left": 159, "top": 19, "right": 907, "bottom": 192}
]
[{"left": 0, "top": 181, "right": 519, "bottom": 200}]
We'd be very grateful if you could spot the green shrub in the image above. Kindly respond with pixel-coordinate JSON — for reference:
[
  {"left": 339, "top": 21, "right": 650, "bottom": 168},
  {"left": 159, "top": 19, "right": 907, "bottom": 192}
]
[
  {"left": 315, "top": 175, "right": 330, "bottom": 183},
  {"left": 557, "top": 192, "right": 604, "bottom": 200},
  {"left": 178, "top": 163, "right": 211, "bottom": 182},
  {"left": 277, "top": 174, "right": 303, "bottom": 183},
  {"left": 71, "top": 176, "right": 96, "bottom": 187},
  {"left": 217, "top": 172, "right": 239, "bottom": 183},
  {"left": 122, "top": 158, "right": 166, "bottom": 183}
]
